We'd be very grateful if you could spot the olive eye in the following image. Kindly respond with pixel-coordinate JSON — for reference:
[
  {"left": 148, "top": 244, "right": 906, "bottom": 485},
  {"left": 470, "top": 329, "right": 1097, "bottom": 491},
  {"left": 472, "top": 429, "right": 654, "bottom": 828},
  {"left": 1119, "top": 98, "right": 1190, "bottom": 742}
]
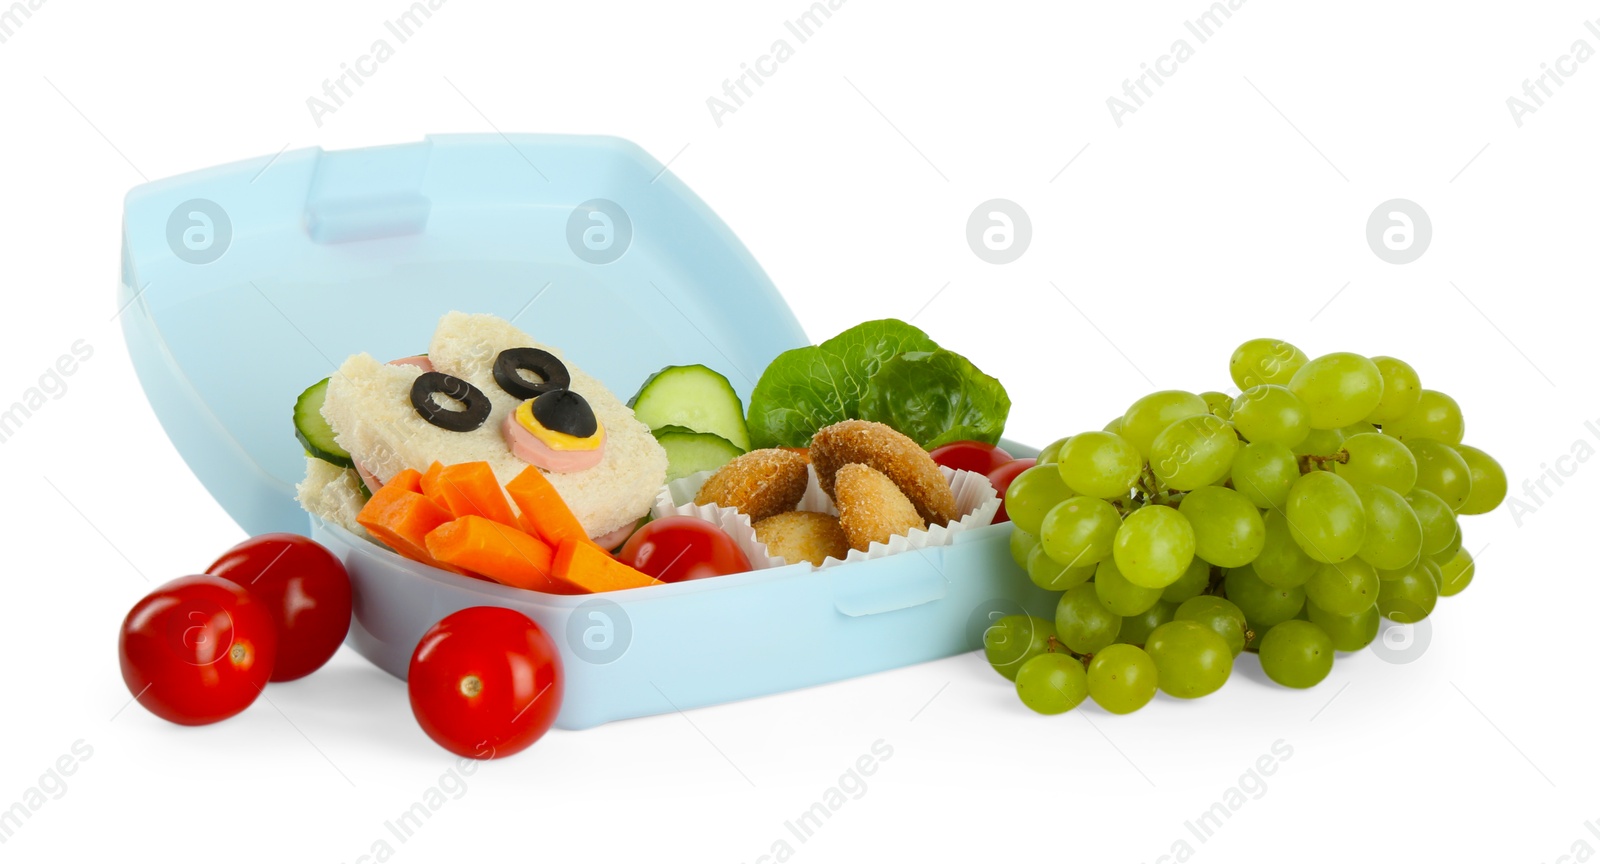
[
  {"left": 493, "top": 348, "right": 571, "bottom": 400},
  {"left": 410, "top": 372, "right": 492, "bottom": 432}
]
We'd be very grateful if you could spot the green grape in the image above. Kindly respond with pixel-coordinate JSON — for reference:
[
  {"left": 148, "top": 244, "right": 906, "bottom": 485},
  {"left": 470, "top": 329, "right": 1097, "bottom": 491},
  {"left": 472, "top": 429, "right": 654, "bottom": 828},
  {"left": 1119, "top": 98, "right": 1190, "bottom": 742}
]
[
  {"left": 1040, "top": 496, "right": 1121, "bottom": 568},
  {"left": 1057, "top": 431, "right": 1143, "bottom": 499},
  {"left": 1087, "top": 644, "right": 1159, "bottom": 714},
  {"left": 1305, "top": 558, "right": 1379, "bottom": 616},
  {"left": 1258, "top": 620, "right": 1334, "bottom": 688},
  {"left": 1178, "top": 486, "right": 1266, "bottom": 568},
  {"left": 1407, "top": 439, "right": 1473, "bottom": 511},
  {"left": 1055, "top": 583, "right": 1122, "bottom": 655},
  {"left": 1151, "top": 414, "right": 1240, "bottom": 490},
  {"left": 1231, "top": 442, "right": 1299, "bottom": 509},
  {"left": 1112, "top": 505, "right": 1197, "bottom": 588},
  {"left": 1293, "top": 427, "right": 1346, "bottom": 461},
  {"left": 1367, "top": 356, "right": 1422, "bottom": 422},
  {"left": 1004, "top": 464, "right": 1075, "bottom": 536},
  {"left": 1116, "top": 599, "right": 1177, "bottom": 645},
  {"left": 1305, "top": 601, "right": 1379, "bottom": 652},
  {"left": 1384, "top": 390, "right": 1464, "bottom": 444},
  {"left": 1028, "top": 544, "right": 1096, "bottom": 592},
  {"left": 1223, "top": 565, "right": 1305, "bottom": 629},
  {"left": 1429, "top": 522, "right": 1463, "bottom": 565},
  {"left": 1095, "top": 556, "right": 1164, "bottom": 616},
  {"left": 1121, "top": 390, "right": 1208, "bottom": 458},
  {"left": 1104, "top": 417, "right": 1124, "bottom": 434},
  {"left": 1454, "top": 445, "right": 1507, "bottom": 515},
  {"left": 1405, "top": 488, "right": 1458, "bottom": 556},
  {"left": 1340, "top": 421, "right": 1378, "bottom": 438},
  {"left": 1354, "top": 484, "right": 1423, "bottom": 571},
  {"left": 1175, "top": 595, "right": 1249, "bottom": 657},
  {"left": 1230, "top": 384, "right": 1311, "bottom": 447},
  {"left": 1378, "top": 560, "right": 1440, "bottom": 623},
  {"left": 1015, "top": 653, "right": 1088, "bottom": 715},
  {"left": 983, "top": 614, "right": 1057, "bottom": 681},
  {"left": 1254, "top": 509, "right": 1319, "bottom": 588},
  {"left": 1439, "top": 548, "right": 1474, "bottom": 597},
  {"left": 1230, "top": 338, "right": 1308, "bottom": 389},
  {"left": 1009, "top": 526, "right": 1039, "bottom": 569},
  {"left": 1288, "top": 352, "right": 1384, "bottom": 430},
  {"left": 1035, "top": 436, "right": 1071, "bottom": 466},
  {"left": 1201, "top": 390, "right": 1234, "bottom": 420},
  {"left": 1375, "top": 553, "right": 1420, "bottom": 582},
  {"left": 1285, "top": 472, "right": 1366, "bottom": 563},
  {"left": 1147, "top": 620, "right": 1233, "bottom": 698},
  {"left": 1336, "top": 433, "right": 1417, "bottom": 493},
  {"left": 1161, "top": 556, "right": 1212, "bottom": 603}
]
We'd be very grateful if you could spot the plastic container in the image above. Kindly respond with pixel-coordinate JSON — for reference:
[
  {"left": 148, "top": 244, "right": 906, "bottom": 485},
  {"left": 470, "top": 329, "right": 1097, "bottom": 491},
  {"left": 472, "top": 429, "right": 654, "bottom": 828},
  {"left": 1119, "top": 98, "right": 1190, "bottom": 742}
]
[{"left": 120, "top": 134, "right": 1055, "bottom": 729}]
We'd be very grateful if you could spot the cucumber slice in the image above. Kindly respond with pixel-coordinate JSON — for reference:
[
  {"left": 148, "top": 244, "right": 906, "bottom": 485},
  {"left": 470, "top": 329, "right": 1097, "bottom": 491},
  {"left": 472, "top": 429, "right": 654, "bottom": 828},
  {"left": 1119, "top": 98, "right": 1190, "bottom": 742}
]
[
  {"left": 653, "top": 425, "right": 745, "bottom": 482},
  {"left": 294, "top": 377, "right": 354, "bottom": 468},
  {"left": 629, "top": 364, "right": 751, "bottom": 451}
]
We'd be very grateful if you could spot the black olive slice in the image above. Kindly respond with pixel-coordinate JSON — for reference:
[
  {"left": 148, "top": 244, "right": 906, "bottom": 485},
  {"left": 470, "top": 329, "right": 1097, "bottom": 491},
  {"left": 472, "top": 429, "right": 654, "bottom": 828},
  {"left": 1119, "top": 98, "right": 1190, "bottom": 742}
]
[
  {"left": 493, "top": 348, "right": 571, "bottom": 400},
  {"left": 410, "top": 372, "right": 492, "bottom": 432},
  {"left": 531, "top": 389, "right": 598, "bottom": 438}
]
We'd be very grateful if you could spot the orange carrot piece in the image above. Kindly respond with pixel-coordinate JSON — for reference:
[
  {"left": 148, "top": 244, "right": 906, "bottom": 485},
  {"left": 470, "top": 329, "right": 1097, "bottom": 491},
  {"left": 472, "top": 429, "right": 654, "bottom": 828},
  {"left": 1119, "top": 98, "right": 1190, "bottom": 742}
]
[
  {"left": 425, "top": 515, "right": 571, "bottom": 594},
  {"left": 505, "top": 466, "right": 594, "bottom": 549},
  {"left": 419, "top": 461, "right": 449, "bottom": 511},
  {"left": 552, "top": 538, "right": 663, "bottom": 593},
  {"left": 356, "top": 485, "right": 470, "bottom": 575},
  {"left": 432, "top": 461, "right": 518, "bottom": 526},
  {"left": 388, "top": 468, "right": 424, "bottom": 495}
]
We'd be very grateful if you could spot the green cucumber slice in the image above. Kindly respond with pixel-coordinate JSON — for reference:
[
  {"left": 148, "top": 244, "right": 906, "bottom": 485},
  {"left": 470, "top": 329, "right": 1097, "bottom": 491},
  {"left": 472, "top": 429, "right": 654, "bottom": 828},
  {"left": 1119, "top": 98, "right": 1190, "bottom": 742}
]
[
  {"left": 629, "top": 364, "right": 751, "bottom": 451},
  {"left": 294, "top": 377, "right": 354, "bottom": 468},
  {"left": 652, "top": 425, "right": 745, "bottom": 482}
]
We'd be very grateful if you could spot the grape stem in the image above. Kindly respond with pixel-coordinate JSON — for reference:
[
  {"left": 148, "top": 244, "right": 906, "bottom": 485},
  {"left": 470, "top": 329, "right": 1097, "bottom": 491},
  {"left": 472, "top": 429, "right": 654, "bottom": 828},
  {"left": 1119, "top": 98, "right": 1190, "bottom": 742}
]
[{"left": 1297, "top": 449, "right": 1350, "bottom": 473}]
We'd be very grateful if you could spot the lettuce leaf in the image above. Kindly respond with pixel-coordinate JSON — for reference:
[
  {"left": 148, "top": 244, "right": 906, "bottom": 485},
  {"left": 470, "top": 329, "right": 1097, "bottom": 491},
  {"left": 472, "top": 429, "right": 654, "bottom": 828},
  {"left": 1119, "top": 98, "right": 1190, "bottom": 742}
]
[{"left": 859, "top": 350, "right": 1010, "bottom": 448}]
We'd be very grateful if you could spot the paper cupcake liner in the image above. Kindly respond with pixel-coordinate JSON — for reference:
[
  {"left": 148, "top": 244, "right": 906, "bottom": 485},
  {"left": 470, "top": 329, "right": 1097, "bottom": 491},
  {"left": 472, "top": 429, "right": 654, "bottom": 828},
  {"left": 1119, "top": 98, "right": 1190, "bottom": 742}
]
[{"left": 652, "top": 464, "right": 1000, "bottom": 571}]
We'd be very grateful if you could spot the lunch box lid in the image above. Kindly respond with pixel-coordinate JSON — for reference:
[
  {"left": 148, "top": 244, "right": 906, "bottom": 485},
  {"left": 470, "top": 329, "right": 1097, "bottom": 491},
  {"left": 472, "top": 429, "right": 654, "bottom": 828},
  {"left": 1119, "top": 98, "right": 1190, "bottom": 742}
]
[{"left": 119, "top": 134, "right": 809, "bottom": 535}]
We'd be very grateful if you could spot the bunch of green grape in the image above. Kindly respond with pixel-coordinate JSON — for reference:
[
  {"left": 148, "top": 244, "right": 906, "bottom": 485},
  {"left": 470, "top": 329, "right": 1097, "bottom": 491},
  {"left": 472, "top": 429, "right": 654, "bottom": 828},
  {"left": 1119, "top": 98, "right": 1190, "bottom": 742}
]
[{"left": 986, "top": 338, "right": 1503, "bottom": 715}]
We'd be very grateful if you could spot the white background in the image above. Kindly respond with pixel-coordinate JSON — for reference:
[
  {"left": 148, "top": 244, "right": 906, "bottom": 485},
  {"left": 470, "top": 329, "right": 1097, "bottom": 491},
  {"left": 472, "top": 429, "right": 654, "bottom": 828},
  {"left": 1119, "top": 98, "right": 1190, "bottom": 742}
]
[{"left": 1, "top": 1, "right": 1595, "bottom": 861}]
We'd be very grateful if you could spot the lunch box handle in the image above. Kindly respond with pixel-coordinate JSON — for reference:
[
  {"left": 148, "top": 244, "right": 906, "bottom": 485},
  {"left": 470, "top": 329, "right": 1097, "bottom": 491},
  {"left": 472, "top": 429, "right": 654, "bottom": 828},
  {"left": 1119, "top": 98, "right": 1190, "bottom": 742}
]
[{"left": 829, "top": 552, "right": 950, "bottom": 617}]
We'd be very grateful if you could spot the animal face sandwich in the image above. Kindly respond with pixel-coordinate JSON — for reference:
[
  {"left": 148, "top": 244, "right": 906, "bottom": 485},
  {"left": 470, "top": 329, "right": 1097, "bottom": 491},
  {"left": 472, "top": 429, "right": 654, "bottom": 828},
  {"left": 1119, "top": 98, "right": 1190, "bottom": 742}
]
[{"left": 295, "top": 312, "right": 669, "bottom": 549}]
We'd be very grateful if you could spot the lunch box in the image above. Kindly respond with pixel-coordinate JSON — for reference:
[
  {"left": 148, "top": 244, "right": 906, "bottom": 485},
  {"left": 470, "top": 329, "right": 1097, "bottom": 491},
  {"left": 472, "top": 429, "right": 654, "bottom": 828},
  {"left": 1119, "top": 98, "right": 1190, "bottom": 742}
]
[{"left": 119, "top": 134, "right": 1055, "bottom": 729}]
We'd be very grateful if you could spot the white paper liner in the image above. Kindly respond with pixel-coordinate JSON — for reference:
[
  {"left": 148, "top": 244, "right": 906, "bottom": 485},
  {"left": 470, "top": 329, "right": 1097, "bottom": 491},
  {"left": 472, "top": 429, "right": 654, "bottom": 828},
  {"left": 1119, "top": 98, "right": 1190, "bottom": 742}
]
[{"left": 652, "top": 464, "right": 1000, "bottom": 571}]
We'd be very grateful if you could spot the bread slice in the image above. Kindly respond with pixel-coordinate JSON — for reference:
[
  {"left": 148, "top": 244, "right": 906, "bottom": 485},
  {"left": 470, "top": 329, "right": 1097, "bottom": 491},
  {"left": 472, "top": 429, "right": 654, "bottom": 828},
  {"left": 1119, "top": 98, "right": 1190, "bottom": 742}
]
[
  {"left": 314, "top": 312, "right": 667, "bottom": 540},
  {"left": 295, "top": 456, "right": 371, "bottom": 540}
]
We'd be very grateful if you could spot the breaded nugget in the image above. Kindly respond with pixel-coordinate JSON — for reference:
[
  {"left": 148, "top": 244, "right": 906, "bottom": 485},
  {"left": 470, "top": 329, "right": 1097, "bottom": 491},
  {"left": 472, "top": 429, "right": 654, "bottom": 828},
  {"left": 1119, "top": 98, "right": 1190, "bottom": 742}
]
[
  {"left": 834, "top": 464, "right": 926, "bottom": 552},
  {"left": 753, "top": 511, "right": 850, "bottom": 566},
  {"left": 810, "top": 420, "right": 959, "bottom": 526},
  {"left": 694, "top": 448, "right": 810, "bottom": 522}
]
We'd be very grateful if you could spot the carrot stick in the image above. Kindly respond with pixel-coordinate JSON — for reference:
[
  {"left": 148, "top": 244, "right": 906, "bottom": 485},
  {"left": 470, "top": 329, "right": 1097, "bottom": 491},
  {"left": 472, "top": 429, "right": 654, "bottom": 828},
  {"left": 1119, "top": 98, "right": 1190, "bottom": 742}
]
[
  {"left": 432, "top": 461, "right": 518, "bottom": 527},
  {"left": 552, "top": 538, "right": 663, "bottom": 593},
  {"left": 356, "top": 485, "right": 470, "bottom": 576},
  {"left": 505, "top": 466, "right": 594, "bottom": 549},
  {"left": 425, "top": 515, "right": 572, "bottom": 594}
]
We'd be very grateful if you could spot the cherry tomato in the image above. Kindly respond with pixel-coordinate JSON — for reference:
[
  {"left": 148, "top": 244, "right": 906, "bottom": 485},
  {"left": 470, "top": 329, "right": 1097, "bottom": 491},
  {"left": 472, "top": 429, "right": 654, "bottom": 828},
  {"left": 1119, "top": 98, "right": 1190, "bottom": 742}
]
[
  {"left": 208, "top": 533, "right": 351, "bottom": 682},
  {"left": 930, "top": 441, "right": 1014, "bottom": 476},
  {"left": 987, "top": 458, "right": 1038, "bottom": 524},
  {"left": 118, "top": 574, "right": 278, "bottom": 725},
  {"left": 618, "top": 516, "right": 751, "bottom": 583},
  {"left": 408, "top": 607, "right": 563, "bottom": 759}
]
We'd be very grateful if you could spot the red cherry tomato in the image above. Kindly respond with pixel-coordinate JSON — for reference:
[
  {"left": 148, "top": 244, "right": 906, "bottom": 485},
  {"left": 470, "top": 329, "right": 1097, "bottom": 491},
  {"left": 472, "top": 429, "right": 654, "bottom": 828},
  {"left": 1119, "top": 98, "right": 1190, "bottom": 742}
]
[
  {"left": 987, "top": 458, "right": 1037, "bottom": 524},
  {"left": 208, "top": 533, "right": 351, "bottom": 682},
  {"left": 618, "top": 516, "right": 751, "bottom": 583},
  {"left": 118, "top": 574, "right": 278, "bottom": 725},
  {"left": 408, "top": 607, "right": 563, "bottom": 759},
  {"left": 930, "top": 441, "right": 1014, "bottom": 476}
]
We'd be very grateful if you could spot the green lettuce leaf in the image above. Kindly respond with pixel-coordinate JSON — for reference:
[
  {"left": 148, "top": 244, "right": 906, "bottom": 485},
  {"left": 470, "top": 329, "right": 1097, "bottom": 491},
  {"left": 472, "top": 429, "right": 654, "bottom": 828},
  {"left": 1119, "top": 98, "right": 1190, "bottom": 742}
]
[
  {"left": 746, "top": 319, "right": 938, "bottom": 448},
  {"left": 858, "top": 350, "right": 1011, "bottom": 448}
]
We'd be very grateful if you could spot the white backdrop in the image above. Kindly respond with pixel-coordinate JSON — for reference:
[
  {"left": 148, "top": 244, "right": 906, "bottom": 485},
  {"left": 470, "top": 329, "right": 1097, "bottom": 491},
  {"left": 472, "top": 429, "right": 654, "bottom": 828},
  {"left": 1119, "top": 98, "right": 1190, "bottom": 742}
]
[{"left": 2, "top": 1, "right": 1595, "bottom": 861}]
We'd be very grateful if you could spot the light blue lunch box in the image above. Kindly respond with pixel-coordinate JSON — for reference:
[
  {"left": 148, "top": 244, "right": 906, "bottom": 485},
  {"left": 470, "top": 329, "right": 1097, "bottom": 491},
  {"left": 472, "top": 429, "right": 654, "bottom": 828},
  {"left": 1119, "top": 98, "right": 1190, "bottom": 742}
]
[{"left": 119, "top": 134, "right": 1055, "bottom": 729}]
